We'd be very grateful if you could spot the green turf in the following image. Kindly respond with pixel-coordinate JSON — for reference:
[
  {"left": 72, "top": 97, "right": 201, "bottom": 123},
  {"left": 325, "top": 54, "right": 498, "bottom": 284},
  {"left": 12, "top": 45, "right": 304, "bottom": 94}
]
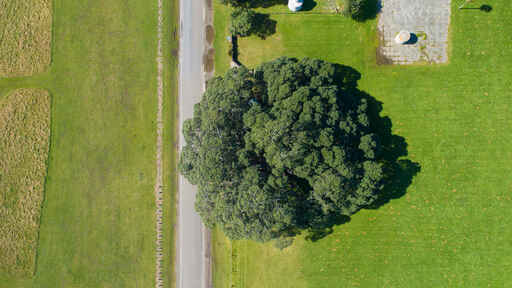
[
  {"left": 212, "top": 228, "right": 307, "bottom": 288},
  {"left": 162, "top": 1, "right": 180, "bottom": 287},
  {"left": 212, "top": 1, "right": 512, "bottom": 287},
  {"left": 0, "top": 0, "right": 178, "bottom": 287},
  {"left": 214, "top": 2, "right": 231, "bottom": 75}
]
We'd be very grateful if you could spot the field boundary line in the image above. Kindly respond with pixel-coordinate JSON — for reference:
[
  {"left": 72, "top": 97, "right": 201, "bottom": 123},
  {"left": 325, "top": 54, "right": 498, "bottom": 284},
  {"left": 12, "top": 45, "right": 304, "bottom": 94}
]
[{"left": 155, "top": 0, "right": 164, "bottom": 286}]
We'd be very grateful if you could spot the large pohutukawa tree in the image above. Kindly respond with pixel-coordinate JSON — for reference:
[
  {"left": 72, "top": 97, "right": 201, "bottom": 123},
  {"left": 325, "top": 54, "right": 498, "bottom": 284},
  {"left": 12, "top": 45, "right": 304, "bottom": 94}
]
[{"left": 179, "top": 57, "right": 385, "bottom": 242}]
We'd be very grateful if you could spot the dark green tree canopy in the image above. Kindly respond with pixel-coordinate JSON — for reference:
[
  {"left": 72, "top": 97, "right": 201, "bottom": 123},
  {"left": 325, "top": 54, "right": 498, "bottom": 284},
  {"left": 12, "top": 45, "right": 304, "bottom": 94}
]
[
  {"left": 221, "top": 0, "right": 284, "bottom": 8},
  {"left": 229, "top": 8, "right": 256, "bottom": 37},
  {"left": 180, "top": 57, "right": 389, "bottom": 242},
  {"left": 221, "top": 0, "right": 250, "bottom": 7},
  {"left": 342, "top": 0, "right": 380, "bottom": 22}
]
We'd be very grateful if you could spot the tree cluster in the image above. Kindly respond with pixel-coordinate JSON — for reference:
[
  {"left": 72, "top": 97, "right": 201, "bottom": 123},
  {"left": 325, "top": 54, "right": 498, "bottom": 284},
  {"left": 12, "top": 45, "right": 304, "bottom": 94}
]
[
  {"left": 342, "top": 0, "right": 379, "bottom": 21},
  {"left": 180, "top": 57, "right": 385, "bottom": 242},
  {"left": 221, "top": 0, "right": 285, "bottom": 8},
  {"left": 230, "top": 8, "right": 257, "bottom": 37},
  {"left": 229, "top": 7, "right": 276, "bottom": 39}
]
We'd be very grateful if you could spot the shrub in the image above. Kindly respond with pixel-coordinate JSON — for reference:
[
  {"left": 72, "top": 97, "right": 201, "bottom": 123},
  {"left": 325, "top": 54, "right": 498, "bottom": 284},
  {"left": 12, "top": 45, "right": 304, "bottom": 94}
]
[
  {"left": 229, "top": 7, "right": 257, "bottom": 37},
  {"left": 342, "top": 0, "right": 378, "bottom": 21}
]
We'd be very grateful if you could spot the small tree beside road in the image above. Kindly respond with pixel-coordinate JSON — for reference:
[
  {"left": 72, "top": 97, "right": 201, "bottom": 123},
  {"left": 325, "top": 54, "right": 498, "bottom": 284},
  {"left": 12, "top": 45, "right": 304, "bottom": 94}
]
[{"left": 229, "top": 7, "right": 257, "bottom": 37}]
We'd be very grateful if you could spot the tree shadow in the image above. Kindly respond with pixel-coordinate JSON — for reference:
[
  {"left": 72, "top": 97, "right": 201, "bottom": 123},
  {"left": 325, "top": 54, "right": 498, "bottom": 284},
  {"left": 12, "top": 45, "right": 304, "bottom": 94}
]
[
  {"left": 351, "top": 0, "right": 381, "bottom": 22},
  {"left": 404, "top": 33, "right": 418, "bottom": 45},
  {"left": 301, "top": 0, "right": 317, "bottom": 11},
  {"left": 248, "top": 0, "right": 287, "bottom": 8},
  {"left": 333, "top": 64, "right": 361, "bottom": 90},
  {"left": 230, "top": 35, "right": 240, "bottom": 65},
  {"left": 300, "top": 64, "right": 421, "bottom": 241},
  {"left": 460, "top": 4, "right": 492, "bottom": 12},
  {"left": 253, "top": 13, "right": 277, "bottom": 39},
  {"left": 480, "top": 4, "right": 493, "bottom": 12},
  {"left": 305, "top": 215, "right": 351, "bottom": 242},
  {"left": 354, "top": 86, "right": 421, "bottom": 210},
  {"left": 369, "top": 159, "right": 421, "bottom": 208}
]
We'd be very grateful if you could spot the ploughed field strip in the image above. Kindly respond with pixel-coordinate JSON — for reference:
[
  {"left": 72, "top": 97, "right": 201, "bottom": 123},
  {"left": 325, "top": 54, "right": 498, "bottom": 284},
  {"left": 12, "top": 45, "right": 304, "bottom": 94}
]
[
  {"left": 377, "top": 0, "right": 451, "bottom": 64},
  {"left": 0, "top": 89, "right": 50, "bottom": 277},
  {"left": 0, "top": 0, "right": 52, "bottom": 77}
]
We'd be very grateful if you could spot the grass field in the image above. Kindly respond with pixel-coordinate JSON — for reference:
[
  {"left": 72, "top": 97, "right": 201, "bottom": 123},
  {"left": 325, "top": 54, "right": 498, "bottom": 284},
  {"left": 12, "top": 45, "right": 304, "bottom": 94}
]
[
  {"left": 0, "top": 89, "right": 50, "bottom": 277},
  {"left": 0, "top": 0, "right": 52, "bottom": 77},
  {"left": 213, "top": 1, "right": 512, "bottom": 287},
  {"left": 0, "top": 0, "right": 178, "bottom": 287}
]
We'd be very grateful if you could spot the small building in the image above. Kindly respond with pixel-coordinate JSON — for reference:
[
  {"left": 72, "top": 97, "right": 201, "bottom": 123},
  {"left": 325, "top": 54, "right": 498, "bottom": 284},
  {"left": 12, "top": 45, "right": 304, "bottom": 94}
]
[{"left": 288, "top": 0, "right": 303, "bottom": 12}]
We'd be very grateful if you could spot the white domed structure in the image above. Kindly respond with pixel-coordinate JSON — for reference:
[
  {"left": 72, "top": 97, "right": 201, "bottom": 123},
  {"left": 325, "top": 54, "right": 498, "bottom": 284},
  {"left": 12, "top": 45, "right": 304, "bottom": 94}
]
[
  {"left": 288, "top": 0, "right": 303, "bottom": 11},
  {"left": 395, "top": 30, "right": 411, "bottom": 44}
]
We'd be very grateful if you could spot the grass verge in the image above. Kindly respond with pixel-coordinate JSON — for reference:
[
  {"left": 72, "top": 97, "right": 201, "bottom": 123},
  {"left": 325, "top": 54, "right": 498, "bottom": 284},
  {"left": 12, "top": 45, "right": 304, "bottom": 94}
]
[
  {"left": 213, "top": 1, "right": 231, "bottom": 75},
  {"left": 213, "top": 0, "right": 512, "bottom": 287},
  {"left": 0, "top": 89, "right": 50, "bottom": 277},
  {"left": 0, "top": 0, "right": 52, "bottom": 77},
  {"left": 212, "top": 228, "right": 307, "bottom": 288},
  {"left": 162, "top": 0, "right": 180, "bottom": 286}
]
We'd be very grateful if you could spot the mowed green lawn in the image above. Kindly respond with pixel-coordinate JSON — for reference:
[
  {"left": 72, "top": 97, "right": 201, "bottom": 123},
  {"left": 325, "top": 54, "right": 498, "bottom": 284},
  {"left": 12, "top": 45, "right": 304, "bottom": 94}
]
[
  {"left": 0, "top": 0, "right": 178, "bottom": 287},
  {"left": 213, "top": 1, "right": 512, "bottom": 287}
]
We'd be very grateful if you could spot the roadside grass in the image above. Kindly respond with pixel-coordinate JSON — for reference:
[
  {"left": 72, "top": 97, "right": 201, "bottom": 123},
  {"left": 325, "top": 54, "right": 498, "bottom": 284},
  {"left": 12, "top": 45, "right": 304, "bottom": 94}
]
[
  {"left": 213, "top": 0, "right": 512, "bottom": 287},
  {"left": 0, "top": 0, "right": 51, "bottom": 77},
  {"left": 0, "top": 89, "right": 50, "bottom": 277},
  {"left": 212, "top": 229, "right": 232, "bottom": 288},
  {"left": 0, "top": 0, "right": 178, "bottom": 287},
  {"left": 213, "top": 2, "right": 231, "bottom": 75},
  {"left": 241, "top": 238, "right": 305, "bottom": 288},
  {"left": 212, "top": 228, "right": 306, "bottom": 288},
  {"left": 162, "top": 0, "right": 180, "bottom": 287}
]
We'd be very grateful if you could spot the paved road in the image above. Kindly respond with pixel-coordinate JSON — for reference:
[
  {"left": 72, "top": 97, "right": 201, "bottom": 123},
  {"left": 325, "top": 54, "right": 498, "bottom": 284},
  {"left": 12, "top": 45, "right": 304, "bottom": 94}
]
[{"left": 178, "top": 0, "right": 209, "bottom": 288}]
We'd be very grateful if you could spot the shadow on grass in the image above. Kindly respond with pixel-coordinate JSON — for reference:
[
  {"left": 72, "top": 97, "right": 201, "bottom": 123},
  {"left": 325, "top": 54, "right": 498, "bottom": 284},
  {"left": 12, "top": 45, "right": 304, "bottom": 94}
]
[
  {"left": 362, "top": 92, "right": 422, "bottom": 208},
  {"left": 350, "top": 0, "right": 381, "bottom": 22},
  {"left": 480, "top": 4, "right": 493, "bottom": 12},
  {"left": 460, "top": 4, "right": 492, "bottom": 12},
  {"left": 240, "top": 0, "right": 317, "bottom": 10},
  {"left": 249, "top": 0, "right": 287, "bottom": 8},
  {"left": 305, "top": 215, "right": 351, "bottom": 242},
  {"left": 253, "top": 13, "right": 277, "bottom": 39},
  {"left": 303, "top": 64, "right": 421, "bottom": 242},
  {"left": 301, "top": 0, "right": 317, "bottom": 11},
  {"left": 230, "top": 35, "right": 240, "bottom": 65}
]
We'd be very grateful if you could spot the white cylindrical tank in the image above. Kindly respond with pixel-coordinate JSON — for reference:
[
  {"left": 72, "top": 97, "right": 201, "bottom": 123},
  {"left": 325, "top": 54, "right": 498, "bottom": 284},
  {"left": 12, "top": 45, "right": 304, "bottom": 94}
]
[
  {"left": 395, "top": 30, "right": 411, "bottom": 44},
  {"left": 288, "top": 0, "right": 303, "bottom": 11}
]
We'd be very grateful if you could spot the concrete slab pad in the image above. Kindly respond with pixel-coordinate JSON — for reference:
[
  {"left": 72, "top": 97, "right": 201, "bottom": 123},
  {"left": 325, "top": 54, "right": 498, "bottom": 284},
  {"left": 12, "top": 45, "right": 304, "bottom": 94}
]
[{"left": 377, "top": 0, "right": 452, "bottom": 64}]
